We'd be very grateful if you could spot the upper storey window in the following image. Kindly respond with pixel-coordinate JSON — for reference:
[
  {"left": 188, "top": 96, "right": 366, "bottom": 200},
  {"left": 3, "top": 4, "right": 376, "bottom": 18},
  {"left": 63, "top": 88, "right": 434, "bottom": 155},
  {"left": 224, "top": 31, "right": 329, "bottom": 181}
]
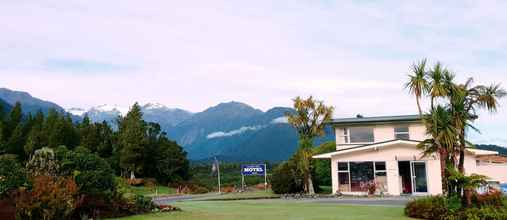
[
  {"left": 394, "top": 126, "right": 410, "bottom": 140},
  {"left": 343, "top": 127, "right": 374, "bottom": 143}
]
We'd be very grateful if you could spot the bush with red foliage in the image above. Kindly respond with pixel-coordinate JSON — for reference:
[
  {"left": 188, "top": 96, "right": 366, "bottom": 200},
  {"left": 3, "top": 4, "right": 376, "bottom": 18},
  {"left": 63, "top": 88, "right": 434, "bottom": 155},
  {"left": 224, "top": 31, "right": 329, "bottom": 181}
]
[
  {"left": 473, "top": 188, "right": 504, "bottom": 208},
  {"left": 11, "top": 176, "right": 78, "bottom": 220}
]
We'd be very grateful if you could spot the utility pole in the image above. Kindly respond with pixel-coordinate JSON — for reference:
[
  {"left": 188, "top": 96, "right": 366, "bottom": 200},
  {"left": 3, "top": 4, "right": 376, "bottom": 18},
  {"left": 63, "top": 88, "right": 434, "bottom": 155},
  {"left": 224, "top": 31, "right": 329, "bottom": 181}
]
[
  {"left": 214, "top": 157, "right": 221, "bottom": 194},
  {"left": 217, "top": 162, "right": 221, "bottom": 194}
]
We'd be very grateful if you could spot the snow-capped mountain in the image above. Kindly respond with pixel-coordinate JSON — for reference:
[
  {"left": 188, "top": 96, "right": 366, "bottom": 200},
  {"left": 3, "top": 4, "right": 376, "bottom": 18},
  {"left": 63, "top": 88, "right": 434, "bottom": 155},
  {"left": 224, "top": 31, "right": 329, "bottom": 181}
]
[
  {"left": 66, "top": 107, "right": 87, "bottom": 116},
  {"left": 89, "top": 104, "right": 129, "bottom": 116},
  {"left": 141, "top": 103, "right": 193, "bottom": 128},
  {"left": 67, "top": 103, "right": 193, "bottom": 129}
]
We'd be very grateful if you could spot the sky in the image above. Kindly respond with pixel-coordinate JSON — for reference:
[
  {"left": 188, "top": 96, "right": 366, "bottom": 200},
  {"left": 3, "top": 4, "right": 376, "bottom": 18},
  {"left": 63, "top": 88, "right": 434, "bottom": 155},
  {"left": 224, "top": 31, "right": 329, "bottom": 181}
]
[{"left": 1, "top": 1, "right": 506, "bottom": 145}]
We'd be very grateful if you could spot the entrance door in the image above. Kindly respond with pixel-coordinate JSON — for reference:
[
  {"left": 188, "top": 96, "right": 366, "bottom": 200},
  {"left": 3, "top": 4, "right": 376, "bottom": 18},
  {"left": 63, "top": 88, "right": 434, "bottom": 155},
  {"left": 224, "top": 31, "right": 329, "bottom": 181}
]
[
  {"left": 411, "top": 161, "right": 428, "bottom": 194},
  {"left": 398, "top": 161, "right": 412, "bottom": 194}
]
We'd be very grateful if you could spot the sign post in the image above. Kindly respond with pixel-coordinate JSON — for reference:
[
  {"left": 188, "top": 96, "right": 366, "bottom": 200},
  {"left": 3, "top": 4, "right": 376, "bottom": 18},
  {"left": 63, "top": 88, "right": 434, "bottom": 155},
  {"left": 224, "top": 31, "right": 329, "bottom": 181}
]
[
  {"left": 240, "top": 164, "right": 267, "bottom": 191},
  {"left": 212, "top": 157, "right": 221, "bottom": 194}
]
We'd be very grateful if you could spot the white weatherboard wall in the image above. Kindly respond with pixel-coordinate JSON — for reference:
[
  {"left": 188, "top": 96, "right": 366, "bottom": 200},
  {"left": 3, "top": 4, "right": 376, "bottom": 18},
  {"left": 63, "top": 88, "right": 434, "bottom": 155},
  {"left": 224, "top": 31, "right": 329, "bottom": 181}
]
[
  {"left": 330, "top": 143, "right": 443, "bottom": 196},
  {"left": 334, "top": 123, "right": 428, "bottom": 151}
]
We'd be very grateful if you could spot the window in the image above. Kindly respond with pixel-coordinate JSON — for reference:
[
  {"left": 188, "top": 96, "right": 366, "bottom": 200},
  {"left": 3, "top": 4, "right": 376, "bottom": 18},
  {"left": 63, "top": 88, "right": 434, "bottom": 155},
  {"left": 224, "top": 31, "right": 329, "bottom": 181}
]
[
  {"left": 350, "top": 162, "right": 374, "bottom": 191},
  {"left": 337, "top": 162, "right": 350, "bottom": 192},
  {"left": 374, "top": 162, "right": 387, "bottom": 193},
  {"left": 348, "top": 127, "right": 374, "bottom": 143},
  {"left": 338, "top": 162, "right": 349, "bottom": 171},
  {"left": 341, "top": 128, "right": 350, "bottom": 143},
  {"left": 337, "top": 161, "right": 388, "bottom": 193},
  {"left": 394, "top": 126, "right": 410, "bottom": 140}
]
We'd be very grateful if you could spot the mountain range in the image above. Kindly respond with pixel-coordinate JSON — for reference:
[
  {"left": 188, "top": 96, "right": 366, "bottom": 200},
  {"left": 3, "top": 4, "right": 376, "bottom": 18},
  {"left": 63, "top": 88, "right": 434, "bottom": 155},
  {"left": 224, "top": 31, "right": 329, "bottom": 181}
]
[
  {"left": 68, "top": 101, "right": 331, "bottom": 161},
  {"left": 0, "top": 87, "right": 332, "bottom": 161},
  {"left": 0, "top": 88, "right": 65, "bottom": 114},
  {"left": 0, "top": 87, "right": 505, "bottom": 161}
]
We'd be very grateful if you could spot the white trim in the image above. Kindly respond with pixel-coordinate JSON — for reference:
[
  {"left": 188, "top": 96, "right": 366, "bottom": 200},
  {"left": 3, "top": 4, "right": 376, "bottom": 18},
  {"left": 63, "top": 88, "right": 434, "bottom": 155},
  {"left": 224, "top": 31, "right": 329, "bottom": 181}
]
[{"left": 466, "top": 148, "right": 499, "bottom": 156}]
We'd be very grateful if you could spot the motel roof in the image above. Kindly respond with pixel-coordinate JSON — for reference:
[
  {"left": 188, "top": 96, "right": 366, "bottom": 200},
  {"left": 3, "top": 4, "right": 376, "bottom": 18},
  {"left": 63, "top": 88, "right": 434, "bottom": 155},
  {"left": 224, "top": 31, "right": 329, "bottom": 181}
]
[{"left": 328, "top": 115, "right": 421, "bottom": 126}]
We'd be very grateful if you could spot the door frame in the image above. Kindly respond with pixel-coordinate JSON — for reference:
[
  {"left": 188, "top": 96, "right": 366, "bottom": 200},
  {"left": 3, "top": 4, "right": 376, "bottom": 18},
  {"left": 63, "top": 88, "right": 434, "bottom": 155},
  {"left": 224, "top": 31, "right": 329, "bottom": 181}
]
[{"left": 410, "top": 161, "right": 429, "bottom": 195}]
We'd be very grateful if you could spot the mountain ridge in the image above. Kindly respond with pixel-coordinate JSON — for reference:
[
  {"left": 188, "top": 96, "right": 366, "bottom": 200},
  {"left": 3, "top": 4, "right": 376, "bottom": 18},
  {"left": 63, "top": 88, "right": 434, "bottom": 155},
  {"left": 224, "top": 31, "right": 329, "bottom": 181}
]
[{"left": 0, "top": 88, "right": 65, "bottom": 114}]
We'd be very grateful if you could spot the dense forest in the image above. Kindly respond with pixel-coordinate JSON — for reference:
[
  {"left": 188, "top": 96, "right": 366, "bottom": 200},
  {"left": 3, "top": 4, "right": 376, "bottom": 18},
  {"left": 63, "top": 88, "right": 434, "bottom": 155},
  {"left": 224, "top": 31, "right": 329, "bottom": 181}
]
[{"left": 0, "top": 102, "right": 189, "bottom": 184}]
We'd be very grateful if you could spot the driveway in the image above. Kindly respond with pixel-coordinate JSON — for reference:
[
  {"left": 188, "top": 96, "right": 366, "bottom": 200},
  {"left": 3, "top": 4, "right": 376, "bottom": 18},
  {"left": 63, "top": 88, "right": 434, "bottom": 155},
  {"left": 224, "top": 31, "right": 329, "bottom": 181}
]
[
  {"left": 154, "top": 194, "right": 411, "bottom": 207},
  {"left": 304, "top": 197, "right": 410, "bottom": 206}
]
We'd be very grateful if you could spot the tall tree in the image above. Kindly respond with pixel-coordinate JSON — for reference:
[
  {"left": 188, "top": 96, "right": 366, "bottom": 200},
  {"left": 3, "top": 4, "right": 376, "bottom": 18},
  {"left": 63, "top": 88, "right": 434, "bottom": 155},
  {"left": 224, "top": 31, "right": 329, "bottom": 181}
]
[
  {"left": 427, "top": 62, "right": 448, "bottom": 110},
  {"left": 118, "top": 103, "right": 147, "bottom": 179},
  {"left": 287, "top": 96, "right": 333, "bottom": 195},
  {"left": 405, "top": 59, "right": 428, "bottom": 116},
  {"left": 407, "top": 59, "right": 505, "bottom": 199},
  {"left": 24, "top": 111, "right": 46, "bottom": 155},
  {"left": 418, "top": 106, "right": 458, "bottom": 194},
  {"left": 5, "top": 102, "right": 23, "bottom": 139}
]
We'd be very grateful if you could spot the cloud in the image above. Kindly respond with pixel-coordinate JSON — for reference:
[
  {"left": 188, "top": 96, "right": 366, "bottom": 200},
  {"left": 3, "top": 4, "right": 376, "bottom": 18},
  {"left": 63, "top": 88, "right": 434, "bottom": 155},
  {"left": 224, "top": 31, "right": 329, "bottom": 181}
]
[
  {"left": 207, "top": 125, "right": 265, "bottom": 139},
  {"left": 43, "top": 59, "right": 136, "bottom": 73},
  {"left": 271, "top": 116, "right": 288, "bottom": 124},
  {"left": 0, "top": 0, "right": 506, "bottom": 144}
]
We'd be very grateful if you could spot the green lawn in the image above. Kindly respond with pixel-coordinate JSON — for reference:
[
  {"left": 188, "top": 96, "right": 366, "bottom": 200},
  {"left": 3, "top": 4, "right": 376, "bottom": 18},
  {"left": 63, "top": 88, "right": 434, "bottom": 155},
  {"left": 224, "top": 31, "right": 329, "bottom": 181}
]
[
  {"left": 129, "top": 185, "right": 176, "bottom": 197},
  {"left": 113, "top": 200, "right": 412, "bottom": 220},
  {"left": 191, "top": 190, "right": 279, "bottom": 201}
]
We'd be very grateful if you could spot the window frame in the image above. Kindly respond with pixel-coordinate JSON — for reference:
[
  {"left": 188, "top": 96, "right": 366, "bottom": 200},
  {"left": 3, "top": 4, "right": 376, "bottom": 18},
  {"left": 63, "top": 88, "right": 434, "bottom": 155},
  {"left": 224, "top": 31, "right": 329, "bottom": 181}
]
[
  {"left": 394, "top": 126, "right": 410, "bottom": 140},
  {"left": 336, "top": 161, "right": 387, "bottom": 193},
  {"left": 343, "top": 127, "right": 375, "bottom": 144},
  {"left": 340, "top": 128, "right": 350, "bottom": 143}
]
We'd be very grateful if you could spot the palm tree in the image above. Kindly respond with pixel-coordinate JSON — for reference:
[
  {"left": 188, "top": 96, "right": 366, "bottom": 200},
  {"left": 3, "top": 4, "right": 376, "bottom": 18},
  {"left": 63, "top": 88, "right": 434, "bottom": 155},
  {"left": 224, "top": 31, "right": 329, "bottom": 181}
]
[
  {"left": 454, "top": 82, "right": 506, "bottom": 173},
  {"left": 405, "top": 59, "right": 428, "bottom": 116},
  {"left": 418, "top": 106, "right": 458, "bottom": 194},
  {"left": 427, "top": 62, "right": 449, "bottom": 110}
]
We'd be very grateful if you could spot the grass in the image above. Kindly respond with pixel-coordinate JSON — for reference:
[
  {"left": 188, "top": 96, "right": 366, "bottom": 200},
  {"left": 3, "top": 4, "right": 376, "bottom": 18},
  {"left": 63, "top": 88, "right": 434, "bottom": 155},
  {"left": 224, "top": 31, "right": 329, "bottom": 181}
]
[
  {"left": 112, "top": 200, "right": 412, "bottom": 220},
  {"left": 129, "top": 185, "right": 176, "bottom": 197},
  {"left": 192, "top": 190, "right": 279, "bottom": 201}
]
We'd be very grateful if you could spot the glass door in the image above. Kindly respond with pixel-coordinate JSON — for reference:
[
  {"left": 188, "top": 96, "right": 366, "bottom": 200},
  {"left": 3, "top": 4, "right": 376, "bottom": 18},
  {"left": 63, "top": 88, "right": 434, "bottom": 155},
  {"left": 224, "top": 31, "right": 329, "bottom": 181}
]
[{"left": 410, "top": 161, "right": 428, "bottom": 194}]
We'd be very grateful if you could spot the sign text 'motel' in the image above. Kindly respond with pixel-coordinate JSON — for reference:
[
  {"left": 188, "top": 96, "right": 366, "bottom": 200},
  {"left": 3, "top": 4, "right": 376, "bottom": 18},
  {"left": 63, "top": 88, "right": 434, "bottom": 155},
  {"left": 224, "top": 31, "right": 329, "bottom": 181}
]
[{"left": 241, "top": 164, "right": 266, "bottom": 176}]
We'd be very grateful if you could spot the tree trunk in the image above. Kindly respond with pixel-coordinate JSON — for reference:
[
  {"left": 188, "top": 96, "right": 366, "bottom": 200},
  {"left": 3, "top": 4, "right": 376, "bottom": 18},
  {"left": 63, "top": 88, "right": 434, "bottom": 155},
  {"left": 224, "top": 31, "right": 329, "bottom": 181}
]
[
  {"left": 416, "top": 97, "right": 423, "bottom": 116},
  {"left": 307, "top": 172, "right": 315, "bottom": 195},
  {"left": 130, "top": 171, "right": 135, "bottom": 180},
  {"left": 439, "top": 148, "right": 448, "bottom": 195},
  {"left": 463, "top": 189, "right": 472, "bottom": 207},
  {"left": 458, "top": 131, "right": 466, "bottom": 173},
  {"left": 431, "top": 96, "right": 435, "bottom": 111}
]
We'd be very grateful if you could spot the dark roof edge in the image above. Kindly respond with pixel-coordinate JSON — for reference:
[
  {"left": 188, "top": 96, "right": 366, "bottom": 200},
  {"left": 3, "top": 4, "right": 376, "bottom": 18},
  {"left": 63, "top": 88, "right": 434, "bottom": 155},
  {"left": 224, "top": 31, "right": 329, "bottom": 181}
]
[{"left": 327, "top": 114, "right": 421, "bottom": 126}]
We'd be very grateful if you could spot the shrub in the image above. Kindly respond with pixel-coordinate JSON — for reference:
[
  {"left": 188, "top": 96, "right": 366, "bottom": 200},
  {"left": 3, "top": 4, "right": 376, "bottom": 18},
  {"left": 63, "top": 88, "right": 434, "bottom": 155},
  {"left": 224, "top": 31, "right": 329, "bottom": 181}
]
[
  {"left": 405, "top": 196, "right": 449, "bottom": 220},
  {"left": 58, "top": 146, "right": 115, "bottom": 197},
  {"left": 0, "top": 155, "right": 26, "bottom": 197},
  {"left": 473, "top": 189, "right": 504, "bottom": 208},
  {"left": 271, "top": 161, "right": 304, "bottom": 194},
  {"left": 12, "top": 176, "right": 78, "bottom": 220},
  {"left": 133, "top": 194, "right": 155, "bottom": 212},
  {"left": 191, "top": 185, "right": 210, "bottom": 194},
  {"left": 405, "top": 195, "right": 507, "bottom": 220},
  {"left": 26, "top": 147, "right": 59, "bottom": 177},
  {"left": 456, "top": 207, "right": 507, "bottom": 220}
]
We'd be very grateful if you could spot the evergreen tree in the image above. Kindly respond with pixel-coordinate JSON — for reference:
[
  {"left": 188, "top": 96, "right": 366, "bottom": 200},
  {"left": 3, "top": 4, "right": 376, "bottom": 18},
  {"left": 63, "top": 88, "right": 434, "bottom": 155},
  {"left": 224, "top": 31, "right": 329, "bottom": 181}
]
[
  {"left": 25, "top": 111, "right": 46, "bottom": 155},
  {"left": 6, "top": 124, "right": 26, "bottom": 159},
  {"left": 118, "top": 103, "right": 147, "bottom": 179},
  {"left": 5, "top": 102, "right": 22, "bottom": 139},
  {"left": 96, "top": 121, "right": 113, "bottom": 158}
]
